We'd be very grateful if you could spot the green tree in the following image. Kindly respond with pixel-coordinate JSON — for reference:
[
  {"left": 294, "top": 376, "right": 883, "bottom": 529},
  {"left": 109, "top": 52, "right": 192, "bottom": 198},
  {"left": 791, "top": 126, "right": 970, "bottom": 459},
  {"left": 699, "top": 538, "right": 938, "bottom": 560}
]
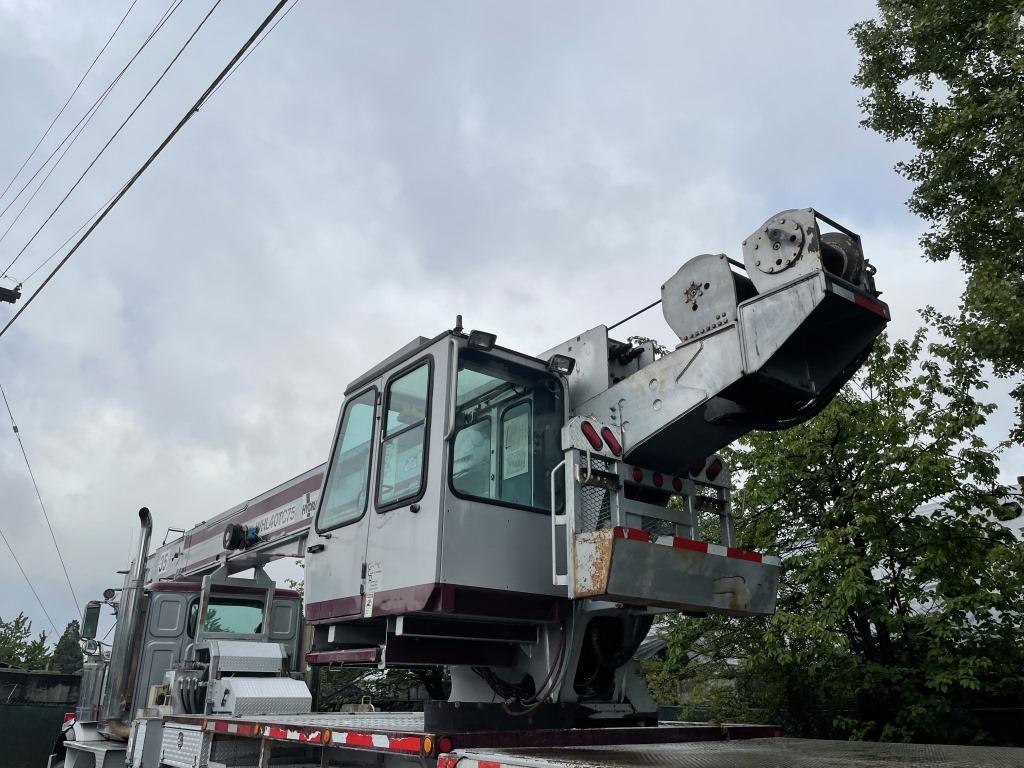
[
  {"left": 0, "top": 613, "right": 51, "bottom": 670},
  {"left": 852, "top": 1, "right": 1024, "bottom": 437},
  {"left": 51, "top": 620, "right": 83, "bottom": 675},
  {"left": 647, "top": 332, "right": 1024, "bottom": 743}
]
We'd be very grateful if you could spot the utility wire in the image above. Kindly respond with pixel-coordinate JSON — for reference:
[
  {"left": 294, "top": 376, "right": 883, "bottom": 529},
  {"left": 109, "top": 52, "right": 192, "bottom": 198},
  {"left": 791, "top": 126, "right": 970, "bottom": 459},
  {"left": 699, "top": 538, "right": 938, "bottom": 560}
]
[
  {"left": 0, "top": 0, "right": 218, "bottom": 277},
  {"left": 0, "top": 0, "right": 181, "bottom": 233},
  {"left": 0, "top": 92, "right": 112, "bottom": 251},
  {"left": 0, "top": 0, "right": 139, "bottom": 208},
  {"left": 16, "top": 191, "right": 119, "bottom": 285},
  {"left": 8, "top": 0, "right": 299, "bottom": 287},
  {"left": 0, "top": 381, "right": 81, "bottom": 619},
  {"left": 206, "top": 0, "right": 301, "bottom": 102},
  {"left": 0, "top": 526, "right": 60, "bottom": 636},
  {"left": 0, "top": 0, "right": 292, "bottom": 340},
  {"left": 0, "top": 0, "right": 188, "bottom": 278}
]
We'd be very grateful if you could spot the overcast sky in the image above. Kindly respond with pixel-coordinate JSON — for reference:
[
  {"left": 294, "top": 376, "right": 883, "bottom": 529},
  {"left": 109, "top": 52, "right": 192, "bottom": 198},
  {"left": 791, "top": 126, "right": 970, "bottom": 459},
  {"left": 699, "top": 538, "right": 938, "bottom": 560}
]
[{"left": 0, "top": 1, "right": 1017, "bottom": 640}]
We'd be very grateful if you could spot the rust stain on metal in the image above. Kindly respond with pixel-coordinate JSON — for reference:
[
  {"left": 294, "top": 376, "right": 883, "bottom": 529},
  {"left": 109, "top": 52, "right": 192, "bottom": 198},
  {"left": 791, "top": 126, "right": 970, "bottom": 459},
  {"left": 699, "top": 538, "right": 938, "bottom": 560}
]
[{"left": 572, "top": 530, "right": 614, "bottom": 597}]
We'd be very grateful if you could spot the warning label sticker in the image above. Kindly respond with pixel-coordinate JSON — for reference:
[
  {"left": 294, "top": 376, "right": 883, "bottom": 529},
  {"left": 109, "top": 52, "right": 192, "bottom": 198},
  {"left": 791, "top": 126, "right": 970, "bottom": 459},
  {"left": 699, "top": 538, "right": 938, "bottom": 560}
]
[{"left": 502, "top": 411, "right": 529, "bottom": 480}]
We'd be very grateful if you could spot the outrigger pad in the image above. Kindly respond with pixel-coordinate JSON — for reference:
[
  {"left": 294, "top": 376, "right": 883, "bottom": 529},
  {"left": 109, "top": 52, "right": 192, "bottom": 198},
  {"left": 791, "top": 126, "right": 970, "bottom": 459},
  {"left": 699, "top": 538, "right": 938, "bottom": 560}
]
[{"left": 424, "top": 700, "right": 657, "bottom": 732}]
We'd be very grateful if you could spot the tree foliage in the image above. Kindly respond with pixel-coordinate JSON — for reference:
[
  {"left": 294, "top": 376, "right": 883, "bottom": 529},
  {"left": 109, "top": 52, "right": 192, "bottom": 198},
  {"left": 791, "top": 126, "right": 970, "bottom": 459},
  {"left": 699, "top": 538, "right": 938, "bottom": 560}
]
[
  {"left": 646, "top": 333, "right": 1024, "bottom": 743},
  {"left": 52, "top": 620, "right": 83, "bottom": 675},
  {"left": 852, "top": 1, "right": 1024, "bottom": 436},
  {"left": 0, "top": 613, "right": 51, "bottom": 670}
]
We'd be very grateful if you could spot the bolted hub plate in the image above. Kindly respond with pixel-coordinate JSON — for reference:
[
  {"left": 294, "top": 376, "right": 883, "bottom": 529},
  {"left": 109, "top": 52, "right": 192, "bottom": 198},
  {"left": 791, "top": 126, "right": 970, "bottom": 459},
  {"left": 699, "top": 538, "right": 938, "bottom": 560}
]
[{"left": 748, "top": 215, "right": 806, "bottom": 274}]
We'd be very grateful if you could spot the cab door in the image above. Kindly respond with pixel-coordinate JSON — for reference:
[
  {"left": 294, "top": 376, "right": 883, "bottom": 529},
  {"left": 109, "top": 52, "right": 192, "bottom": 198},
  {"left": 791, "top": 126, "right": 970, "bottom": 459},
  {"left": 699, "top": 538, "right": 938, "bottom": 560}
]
[{"left": 304, "top": 384, "right": 381, "bottom": 623}]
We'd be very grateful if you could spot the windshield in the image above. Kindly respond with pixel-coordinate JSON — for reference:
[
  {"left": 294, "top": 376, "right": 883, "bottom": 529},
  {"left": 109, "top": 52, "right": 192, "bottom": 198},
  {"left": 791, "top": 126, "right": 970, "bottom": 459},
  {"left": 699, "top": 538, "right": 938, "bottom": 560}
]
[
  {"left": 189, "top": 597, "right": 265, "bottom": 636},
  {"left": 450, "top": 350, "right": 563, "bottom": 511}
]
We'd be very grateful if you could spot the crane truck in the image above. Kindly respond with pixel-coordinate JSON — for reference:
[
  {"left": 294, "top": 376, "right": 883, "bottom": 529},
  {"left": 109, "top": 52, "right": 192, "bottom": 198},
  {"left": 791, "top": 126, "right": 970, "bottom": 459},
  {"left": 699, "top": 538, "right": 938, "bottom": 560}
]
[{"left": 46, "top": 208, "right": 1007, "bottom": 768}]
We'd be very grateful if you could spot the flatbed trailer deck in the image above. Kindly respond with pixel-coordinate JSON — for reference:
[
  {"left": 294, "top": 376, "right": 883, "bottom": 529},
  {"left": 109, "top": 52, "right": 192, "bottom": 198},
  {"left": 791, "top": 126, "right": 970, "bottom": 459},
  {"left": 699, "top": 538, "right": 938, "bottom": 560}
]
[
  {"left": 159, "top": 712, "right": 777, "bottom": 764},
  {"left": 153, "top": 713, "right": 1024, "bottom": 767},
  {"left": 450, "top": 739, "right": 1024, "bottom": 767}
]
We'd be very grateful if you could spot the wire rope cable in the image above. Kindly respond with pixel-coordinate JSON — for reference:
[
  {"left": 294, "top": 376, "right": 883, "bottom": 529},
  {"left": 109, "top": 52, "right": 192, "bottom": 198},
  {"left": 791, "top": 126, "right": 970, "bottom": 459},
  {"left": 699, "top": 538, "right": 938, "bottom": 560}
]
[
  {"left": 0, "top": 0, "right": 293, "bottom": 341},
  {"left": 0, "top": 0, "right": 140, "bottom": 207},
  {"left": 0, "top": 381, "right": 81, "bottom": 618},
  {"left": 0, "top": 0, "right": 205, "bottom": 279}
]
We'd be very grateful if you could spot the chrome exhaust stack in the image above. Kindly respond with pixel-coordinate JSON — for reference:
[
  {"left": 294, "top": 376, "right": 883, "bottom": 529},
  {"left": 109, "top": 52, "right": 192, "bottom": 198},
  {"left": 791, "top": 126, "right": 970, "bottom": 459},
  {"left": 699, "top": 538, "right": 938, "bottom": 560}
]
[{"left": 99, "top": 507, "right": 152, "bottom": 740}]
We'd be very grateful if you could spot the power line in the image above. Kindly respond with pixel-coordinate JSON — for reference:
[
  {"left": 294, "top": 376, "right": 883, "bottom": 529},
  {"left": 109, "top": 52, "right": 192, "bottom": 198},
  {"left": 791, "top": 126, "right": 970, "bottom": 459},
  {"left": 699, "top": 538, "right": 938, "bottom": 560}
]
[
  {"left": 0, "top": 0, "right": 187, "bottom": 278},
  {"left": 0, "top": 527, "right": 61, "bottom": 636},
  {"left": 16, "top": 191, "right": 118, "bottom": 286},
  {"left": 0, "top": 0, "right": 139, "bottom": 208},
  {"left": 0, "top": 0, "right": 181, "bottom": 231},
  {"left": 0, "top": 381, "right": 80, "bottom": 619},
  {"left": 0, "top": 0, "right": 220, "bottom": 279},
  {"left": 206, "top": 0, "right": 302, "bottom": 102},
  {"left": 0, "top": 0, "right": 292, "bottom": 340},
  {"left": 0, "top": 92, "right": 113, "bottom": 252},
  {"left": 8, "top": 0, "right": 300, "bottom": 287}
]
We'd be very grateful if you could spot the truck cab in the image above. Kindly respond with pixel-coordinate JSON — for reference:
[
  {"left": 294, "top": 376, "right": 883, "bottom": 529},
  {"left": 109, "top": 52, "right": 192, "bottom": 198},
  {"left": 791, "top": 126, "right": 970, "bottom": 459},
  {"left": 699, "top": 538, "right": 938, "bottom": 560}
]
[{"left": 58, "top": 562, "right": 304, "bottom": 768}]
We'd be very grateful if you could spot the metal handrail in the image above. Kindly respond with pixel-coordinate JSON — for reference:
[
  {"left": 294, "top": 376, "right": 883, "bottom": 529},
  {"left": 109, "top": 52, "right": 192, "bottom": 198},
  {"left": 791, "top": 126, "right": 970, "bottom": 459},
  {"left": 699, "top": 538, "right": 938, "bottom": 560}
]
[{"left": 550, "top": 460, "right": 567, "bottom": 587}]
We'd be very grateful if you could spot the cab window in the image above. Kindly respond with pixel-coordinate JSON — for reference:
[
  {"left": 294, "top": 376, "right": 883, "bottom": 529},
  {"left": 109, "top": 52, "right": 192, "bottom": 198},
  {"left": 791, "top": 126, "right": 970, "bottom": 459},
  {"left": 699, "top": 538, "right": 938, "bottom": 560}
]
[
  {"left": 450, "top": 350, "right": 562, "bottom": 511},
  {"left": 378, "top": 361, "right": 431, "bottom": 508},
  {"left": 317, "top": 388, "right": 376, "bottom": 530},
  {"left": 189, "top": 597, "right": 264, "bottom": 636}
]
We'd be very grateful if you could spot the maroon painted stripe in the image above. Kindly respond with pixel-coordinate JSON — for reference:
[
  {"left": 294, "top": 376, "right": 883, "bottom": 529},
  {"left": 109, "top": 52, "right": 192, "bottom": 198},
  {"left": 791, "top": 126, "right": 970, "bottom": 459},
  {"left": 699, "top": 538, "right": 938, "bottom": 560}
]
[
  {"left": 306, "top": 583, "right": 567, "bottom": 625},
  {"left": 307, "top": 647, "right": 381, "bottom": 664}
]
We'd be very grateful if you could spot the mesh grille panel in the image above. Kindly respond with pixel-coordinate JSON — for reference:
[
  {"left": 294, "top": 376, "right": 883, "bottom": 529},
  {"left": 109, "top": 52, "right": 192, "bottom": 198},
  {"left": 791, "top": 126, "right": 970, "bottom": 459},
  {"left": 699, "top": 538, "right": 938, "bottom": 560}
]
[
  {"left": 641, "top": 517, "right": 676, "bottom": 539},
  {"left": 579, "top": 457, "right": 614, "bottom": 532}
]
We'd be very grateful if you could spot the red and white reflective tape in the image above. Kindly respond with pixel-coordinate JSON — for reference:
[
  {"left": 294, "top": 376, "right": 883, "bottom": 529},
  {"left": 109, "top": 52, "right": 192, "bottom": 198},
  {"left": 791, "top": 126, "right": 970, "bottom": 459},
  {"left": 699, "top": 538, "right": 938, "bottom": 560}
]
[
  {"left": 208, "top": 720, "right": 262, "bottom": 738},
  {"left": 264, "top": 725, "right": 324, "bottom": 743},
  {"left": 613, "top": 526, "right": 652, "bottom": 542},
  {"left": 830, "top": 283, "right": 889, "bottom": 318},
  {"left": 613, "top": 526, "right": 780, "bottom": 566},
  {"left": 438, "top": 758, "right": 504, "bottom": 768},
  {"left": 204, "top": 718, "right": 423, "bottom": 754},
  {"left": 329, "top": 731, "right": 422, "bottom": 754}
]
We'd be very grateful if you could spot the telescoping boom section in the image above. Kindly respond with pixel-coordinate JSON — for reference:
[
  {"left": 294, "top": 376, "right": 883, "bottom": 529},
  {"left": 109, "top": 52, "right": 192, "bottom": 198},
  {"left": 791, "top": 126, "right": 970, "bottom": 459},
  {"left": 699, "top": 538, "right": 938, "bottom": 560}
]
[{"left": 299, "top": 207, "right": 889, "bottom": 730}]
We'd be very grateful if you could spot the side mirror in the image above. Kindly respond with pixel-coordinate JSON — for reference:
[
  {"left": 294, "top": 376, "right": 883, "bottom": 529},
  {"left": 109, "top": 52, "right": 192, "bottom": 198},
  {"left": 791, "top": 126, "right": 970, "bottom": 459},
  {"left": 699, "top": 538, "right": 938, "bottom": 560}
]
[{"left": 82, "top": 600, "right": 102, "bottom": 640}]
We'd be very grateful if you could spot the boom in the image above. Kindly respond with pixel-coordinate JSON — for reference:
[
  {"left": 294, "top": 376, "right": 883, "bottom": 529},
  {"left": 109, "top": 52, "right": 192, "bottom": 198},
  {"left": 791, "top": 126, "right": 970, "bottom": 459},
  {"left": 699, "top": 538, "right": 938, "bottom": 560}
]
[{"left": 146, "top": 464, "right": 324, "bottom": 583}]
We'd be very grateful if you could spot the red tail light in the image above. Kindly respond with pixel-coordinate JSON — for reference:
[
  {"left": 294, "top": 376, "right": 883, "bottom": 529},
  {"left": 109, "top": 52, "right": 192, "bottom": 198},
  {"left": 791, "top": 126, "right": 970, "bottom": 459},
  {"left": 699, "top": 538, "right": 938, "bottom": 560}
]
[
  {"left": 580, "top": 421, "right": 603, "bottom": 451},
  {"left": 706, "top": 457, "right": 724, "bottom": 482},
  {"left": 688, "top": 458, "right": 706, "bottom": 477},
  {"left": 631, "top": 468, "right": 644, "bottom": 483},
  {"left": 438, "top": 736, "right": 454, "bottom": 754},
  {"left": 652, "top": 472, "right": 664, "bottom": 488},
  {"left": 63, "top": 712, "right": 75, "bottom": 724},
  {"left": 672, "top": 477, "right": 683, "bottom": 493},
  {"left": 599, "top": 427, "right": 622, "bottom": 456}
]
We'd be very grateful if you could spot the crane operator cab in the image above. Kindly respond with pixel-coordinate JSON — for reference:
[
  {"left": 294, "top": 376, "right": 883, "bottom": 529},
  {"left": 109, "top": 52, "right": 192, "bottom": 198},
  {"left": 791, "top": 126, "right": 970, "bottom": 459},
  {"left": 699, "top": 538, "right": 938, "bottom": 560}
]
[{"left": 303, "top": 208, "right": 890, "bottom": 730}]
